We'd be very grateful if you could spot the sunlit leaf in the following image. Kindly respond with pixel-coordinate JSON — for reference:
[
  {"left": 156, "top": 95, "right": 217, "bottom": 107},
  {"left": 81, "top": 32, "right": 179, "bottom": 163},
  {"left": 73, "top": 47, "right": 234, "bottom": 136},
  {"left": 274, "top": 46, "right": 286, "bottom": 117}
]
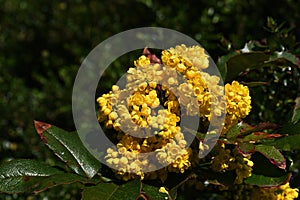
[
  {"left": 226, "top": 123, "right": 242, "bottom": 142},
  {"left": 244, "top": 173, "right": 291, "bottom": 187},
  {"left": 34, "top": 120, "right": 101, "bottom": 178},
  {"left": 0, "top": 159, "right": 98, "bottom": 194}
]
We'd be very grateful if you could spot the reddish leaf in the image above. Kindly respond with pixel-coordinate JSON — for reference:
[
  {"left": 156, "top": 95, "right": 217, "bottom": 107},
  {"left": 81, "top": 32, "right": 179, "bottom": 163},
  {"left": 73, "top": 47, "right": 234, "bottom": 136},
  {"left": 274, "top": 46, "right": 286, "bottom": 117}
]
[
  {"left": 143, "top": 47, "right": 161, "bottom": 64},
  {"left": 34, "top": 120, "right": 52, "bottom": 144}
]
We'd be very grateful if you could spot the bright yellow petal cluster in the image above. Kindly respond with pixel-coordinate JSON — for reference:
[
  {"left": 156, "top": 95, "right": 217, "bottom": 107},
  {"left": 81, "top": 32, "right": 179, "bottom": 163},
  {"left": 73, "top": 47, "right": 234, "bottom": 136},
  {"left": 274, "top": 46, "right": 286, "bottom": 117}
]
[
  {"left": 276, "top": 183, "right": 299, "bottom": 200},
  {"left": 220, "top": 182, "right": 298, "bottom": 200},
  {"left": 161, "top": 44, "right": 225, "bottom": 121},
  {"left": 247, "top": 182, "right": 299, "bottom": 200},
  {"left": 162, "top": 44, "right": 209, "bottom": 70},
  {"left": 224, "top": 81, "right": 251, "bottom": 132},
  {"left": 134, "top": 55, "right": 151, "bottom": 67},
  {"left": 97, "top": 44, "right": 252, "bottom": 182},
  {"left": 98, "top": 54, "right": 198, "bottom": 179}
]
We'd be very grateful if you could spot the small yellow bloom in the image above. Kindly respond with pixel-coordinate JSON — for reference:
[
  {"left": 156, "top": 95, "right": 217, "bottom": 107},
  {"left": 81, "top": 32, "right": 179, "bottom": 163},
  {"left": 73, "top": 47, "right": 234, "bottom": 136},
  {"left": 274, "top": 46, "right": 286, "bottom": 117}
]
[{"left": 159, "top": 187, "right": 169, "bottom": 195}]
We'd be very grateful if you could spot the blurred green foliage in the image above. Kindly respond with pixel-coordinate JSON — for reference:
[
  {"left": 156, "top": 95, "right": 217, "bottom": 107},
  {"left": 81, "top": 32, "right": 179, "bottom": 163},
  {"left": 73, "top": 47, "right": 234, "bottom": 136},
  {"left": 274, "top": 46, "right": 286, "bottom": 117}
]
[{"left": 0, "top": 0, "right": 300, "bottom": 199}]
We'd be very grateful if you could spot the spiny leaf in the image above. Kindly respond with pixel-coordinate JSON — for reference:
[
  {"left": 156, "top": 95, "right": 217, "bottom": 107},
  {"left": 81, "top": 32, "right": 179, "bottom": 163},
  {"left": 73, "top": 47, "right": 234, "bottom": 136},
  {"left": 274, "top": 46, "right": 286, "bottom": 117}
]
[{"left": 34, "top": 120, "right": 101, "bottom": 178}]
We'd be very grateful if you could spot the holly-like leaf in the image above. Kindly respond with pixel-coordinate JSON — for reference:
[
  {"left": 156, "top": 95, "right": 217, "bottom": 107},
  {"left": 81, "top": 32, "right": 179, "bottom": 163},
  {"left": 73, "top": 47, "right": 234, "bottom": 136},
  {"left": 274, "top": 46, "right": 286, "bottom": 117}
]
[
  {"left": 0, "top": 159, "right": 63, "bottom": 193},
  {"left": 217, "top": 51, "right": 238, "bottom": 81},
  {"left": 263, "top": 135, "right": 300, "bottom": 151},
  {"left": 244, "top": 173, "right": 291, "bottom": 187},
  {"left": 242, "top": 132, "right": 283, "bottom": 143},
  {"left": 223, "top": 49, "right": 299, "bottom": 81},
  {"left": 238, "top": 143, "right": 256, "bottom": 156},
  {"left": 291, "top": 97, "right": 300, "bottom": 124},
  {"left": 255, "top": 145, "right": 286, "bottom": 169},
  {"left": 33, "top": 173, "right": 100, "bottom": 194},
  {"left": 225, "top": 51, "right": 270, "bottom": 81},
  {"left": 82, "top": 179, "right": 167, "bottom": 200},
  {"left": 226, "top": 123, "right": 242, "bottom": 142},
  {"left": 267, "top": 51, "right": 299, "bottom": 67},
  {"left": 34, "top": 120, "right": 101, "bottom": 178},
  {"left": 277, "top": 121, "right": 300, "bottom": 135},
  {"left": 0, "top": 159, "right": 99, "bottom": 194}
]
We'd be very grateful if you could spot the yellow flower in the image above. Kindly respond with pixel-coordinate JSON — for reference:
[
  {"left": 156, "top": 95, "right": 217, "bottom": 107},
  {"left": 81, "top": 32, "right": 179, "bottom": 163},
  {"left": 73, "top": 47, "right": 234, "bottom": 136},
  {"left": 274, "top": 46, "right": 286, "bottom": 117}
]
[
  {"left": 224, "top": 81, "right": 251, "bottom": 133},
  {"left": 211, "top": 144, "right": 253, "bottom": 184},
  {"left": 159, "top": 187, "right": 169, "bottom": 194},
  {"left": 277, "top": 183, "right": 299, "bottom": 200},
  {"left": 134, "top": 55, "right": 150, "bottom": 67}
]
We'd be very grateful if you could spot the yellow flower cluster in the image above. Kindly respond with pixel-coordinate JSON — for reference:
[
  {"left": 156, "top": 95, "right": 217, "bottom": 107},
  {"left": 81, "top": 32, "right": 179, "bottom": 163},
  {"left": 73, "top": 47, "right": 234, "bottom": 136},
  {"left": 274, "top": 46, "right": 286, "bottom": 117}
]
[
  {"left": 97, "top": 44, "right": 252, "bottom": 182},
  {"left": 162, "top": 44, "right": 209, "bottom": 70},
  {"left": 211, "top": 143, "right": 253, "bottom": 184},
  {"left": 275, "top": 183, "right": 299, "bottom": 200},
  {"left": 161, "top": 44, "right": 225, "bottom": 120},
  {"left": 99, "top": 48, "right": 207, "bottom": 179},
  {"left": 224, "top": 81, "right": 251, "bottom": 132},
  {"left": 221, "top": 182, "right": 299, "bottom": 200}
]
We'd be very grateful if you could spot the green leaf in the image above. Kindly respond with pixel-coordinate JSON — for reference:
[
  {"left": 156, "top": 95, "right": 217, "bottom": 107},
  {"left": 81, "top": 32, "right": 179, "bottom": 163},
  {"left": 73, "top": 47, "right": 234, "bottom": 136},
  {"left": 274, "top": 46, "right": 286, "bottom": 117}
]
[
  {"left": 217, "top": 51, "right": 238, "bottom": 81},
  {"left": 225, "top": 51, "right": 270, "bottom": 81},
  {"left": 244, "top": 173, "right": 291, "bottom": 187},
  {"left": 238, "top": 142, "right": 255, "bottom": 155},
  {"left": 267, "top": 51, "right": 299, "bottom": 67},
  {"left": 34, "top": 121, "right": 101, "bottom": 178},
  {"left": 82, "top": 179, "right": 168, "bottom": 200},
  {"left": 0, "top": 159, "right": 100, "bottom": 194},
  {"left": 278, "top": 121, "right": 300, "bottom": 135},
  {"left": 240, "top": 81, "right": 268, "bottom": 87},
  {"left": 291, "top": 97, "right": 300, "bottom": 124},
  {"left": 263, "top": 135, "right": 300, "bottom": 151},
  {"left": 33, "top": 173, "right": 100, "bottom": 194},
  {"left": 255, "top": 145, "right": 285, "bottom": 169},
  {"left": 242, "top": 132, "right": 283, "bottom": 143},
  {"left": 223, "top": 49, "right": 299, "bottom": 81},
  {"left": 226, "top": 123, "right": 242, "bottom": 142},
  {"left": 251, "top": 152, "right": 287, "bottom": 177},
  {"left": 0, "top": 159, "right": 62, "bottom": 193},
  {"left": 142, "top": 183, "right": 170, "bottom": 200}
]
